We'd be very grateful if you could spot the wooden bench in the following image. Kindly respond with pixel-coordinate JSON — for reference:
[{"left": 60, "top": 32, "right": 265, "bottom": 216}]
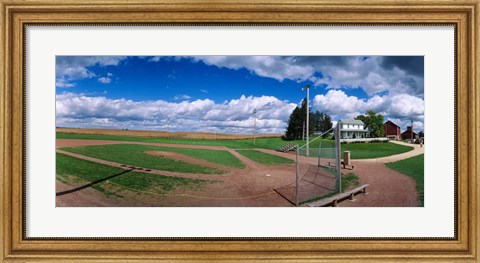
[{"left": 307, "top": 184, "right": 369, "bottom": 207}]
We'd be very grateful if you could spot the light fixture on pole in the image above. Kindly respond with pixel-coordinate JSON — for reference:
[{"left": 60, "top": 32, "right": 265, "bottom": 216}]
[
  {"left": 302, "top": 85, "right": 311, "bottom": 156},
  {"left": 252, "top": 109, "right": 257, "bottom": 145}
]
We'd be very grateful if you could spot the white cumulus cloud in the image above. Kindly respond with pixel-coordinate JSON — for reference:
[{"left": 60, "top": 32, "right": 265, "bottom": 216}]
[
  {"left": 173, "top": 95, "right": 192, "bottom": 101},
  {"left": 56, "top": 56, "right": 127, "bottom": 88},
  {"left": 186, "top": 56, "right": 424, "bottom": 97},
  {"left": 192, "top": 56, "right": 316, "bottom": 83},
  {"left": 56, "top": 93, "right": 297, "bottom": 134},
  {"left": 97, "top": 77, "right": 112, "bottom": 84},
  {"left": 313, "top": 90, "right": 424, "bottom": 130}
]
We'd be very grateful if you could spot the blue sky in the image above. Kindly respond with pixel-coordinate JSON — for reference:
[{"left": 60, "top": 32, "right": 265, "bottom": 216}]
[{"left": 56, "top": 56, "right": 424, "bottom": 134}]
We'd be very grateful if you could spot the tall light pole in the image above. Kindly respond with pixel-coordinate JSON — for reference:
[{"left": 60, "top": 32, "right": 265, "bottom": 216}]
[
  {"left": 411, "top": 120, "right": 414, "bottom": 143},
  {"left": 302, "top": 85, "right": 311, "bottom": 156},
  {"left": 252, "top": 109, "right": 257, "bottom": 145}
]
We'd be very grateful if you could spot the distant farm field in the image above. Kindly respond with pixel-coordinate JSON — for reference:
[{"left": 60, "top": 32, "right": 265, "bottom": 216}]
[{"left": 57, "top": 128, "right": 281, "bottom": 140}]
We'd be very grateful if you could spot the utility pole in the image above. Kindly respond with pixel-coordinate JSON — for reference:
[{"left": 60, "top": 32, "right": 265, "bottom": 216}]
[
  {"left": 302, "top": 121, "right": 305, "bottom": 140},
  {"left": 411, "top": 120, "right": 414, "bottom": 143},
  {"left": 302, "top": 85, "right": 311, "bottom": 156},
  {"left": 252, "top": 109, "right": 257, "bottom": 145}
]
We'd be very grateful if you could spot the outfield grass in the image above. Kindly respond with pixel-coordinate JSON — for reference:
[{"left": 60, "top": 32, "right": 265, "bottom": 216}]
[
  {"left": 56, "top": 153, "right": 211, "bottom": 195},
  {"left": 235, "top": 150, "right": 293, "bottom": 165},
  {"left": 341, "top": 142, "right": 413, "bottom": 159},
  {"left": 386, "top": 154, "right": 424, "bottom": 206},
  {"left": 57, "top": 132, "right": 327, "bottom": 150},
  {"left": 60, "top": 144, "right": 232, "bottom": 174},
  {"left": 57, "top": 133, "right": 413, "bottom": 159}
]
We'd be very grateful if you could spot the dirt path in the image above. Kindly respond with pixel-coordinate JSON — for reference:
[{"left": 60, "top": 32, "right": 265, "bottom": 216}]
[
  {"left": 336, "top": 162, "right": 418, "bottom": 207},
  {"left": 227, "top": 149, "right": 267, "bottom": 171}
]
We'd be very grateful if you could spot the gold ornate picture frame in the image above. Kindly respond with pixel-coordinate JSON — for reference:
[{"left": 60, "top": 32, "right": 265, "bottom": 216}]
[{"left": 1, "top": 0, "right": 479, "bottom": 262}]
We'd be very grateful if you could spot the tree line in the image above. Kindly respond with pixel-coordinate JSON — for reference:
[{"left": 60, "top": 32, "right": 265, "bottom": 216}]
[
  {"left": 284, "top": 98, "right": 333, "bottom": 140},
  {"left": 284, "top": 98, "right": 385, "bottom": 140}
]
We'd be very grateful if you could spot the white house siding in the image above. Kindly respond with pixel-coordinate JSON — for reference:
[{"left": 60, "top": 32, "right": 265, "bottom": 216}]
[{"left": 340, "top": 131, "right": 369, "bottom": 139}]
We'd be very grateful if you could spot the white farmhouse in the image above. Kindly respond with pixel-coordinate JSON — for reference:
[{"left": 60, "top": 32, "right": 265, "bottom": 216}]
[{"left": 338, "top": 119, "right": 370, "bottom": 139}]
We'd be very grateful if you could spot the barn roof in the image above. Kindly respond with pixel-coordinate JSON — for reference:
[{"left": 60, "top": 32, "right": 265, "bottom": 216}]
[
  {"left": 384, "top": 120, "right": 400, "bottom": 127},
  {"left": 401, "top": 129, "right": 418, "bottom": 135}
]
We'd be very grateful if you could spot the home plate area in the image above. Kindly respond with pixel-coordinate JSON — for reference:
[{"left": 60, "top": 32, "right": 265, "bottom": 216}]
[{"left": 274, "top": 164, "right": 337, "bottom": 206}]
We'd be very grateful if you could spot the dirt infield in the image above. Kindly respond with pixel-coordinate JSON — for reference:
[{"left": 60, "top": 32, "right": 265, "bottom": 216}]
[{"left": 56, "top": 139, "right": 419, "bottom": 207}]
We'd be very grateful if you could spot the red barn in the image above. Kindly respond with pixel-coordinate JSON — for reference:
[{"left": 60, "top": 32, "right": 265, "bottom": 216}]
[
  {"left": 383, "top": 120, "right": 400, "bottom": 140},
  {"left": 401, "top": 125, "right": 418, "bottom": 141}
]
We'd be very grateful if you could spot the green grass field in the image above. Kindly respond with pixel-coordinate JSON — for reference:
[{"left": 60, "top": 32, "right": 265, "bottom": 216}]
[
  {"left": 57, "top": 132, "right": 292, "bottom": 149},
  {"left": 56, "top": 132, "right": 341, "bottom": 150},
  {"left": 56, "top": 153, "right": 212, "bottom": 196},
  {"left": 57, "top": 133, "right": 413, "bottom": 159},
  {"left": 341, "top": 142, "right": 413, "bottom": 159},
  {"left": 342, "top": 172, "right": 360, "bottom": 191},
  {"left": 235, "top": 150, "right": 293, "bottom": 165},
  {"left": 141, "top": 145, "right": 245, "bottom": 169},
  {"left": 60, "top": 144, "right": 237, "bottom": 174},
  {"left": 386, "top": 154, "right": 424, "bottom": 206}
]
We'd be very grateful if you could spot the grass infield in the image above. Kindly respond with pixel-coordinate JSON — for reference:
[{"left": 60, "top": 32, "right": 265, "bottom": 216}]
[
  {"left": 235, "top": 150, "right": 294, "bottom": 165},
  {"left": 56, "top": 153, "right": 211, "bottom": 195},
  {"left": 386, "top": 154, "right": 424, "bottom": 206},
  {"left": 60, "top": 144, "right": 239, "bottom": 174},
  {"left": 146, "top": 145, "right": 245, "bottom": 169}
]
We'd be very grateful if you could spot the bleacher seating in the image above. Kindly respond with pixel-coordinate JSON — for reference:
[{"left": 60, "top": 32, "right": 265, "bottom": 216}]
[{"left": 276, "top": 143, "right": 296, "bottom": 153}]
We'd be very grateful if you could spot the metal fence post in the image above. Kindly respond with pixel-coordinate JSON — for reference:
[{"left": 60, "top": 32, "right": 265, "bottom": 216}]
[
  {"left": 335, "top": 124, "right": 342, "bottom": 193},
  {"left": 317, "top": 143, "right": 321, "bottom": 167},
  {"left": 296, "top": 145, "right": 299, "bottom": 206}
]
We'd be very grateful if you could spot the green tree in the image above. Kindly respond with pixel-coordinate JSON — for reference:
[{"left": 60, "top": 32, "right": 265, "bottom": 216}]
[
  {"left": 284, "top": 98, "right": 314, "bottom": 140},
  {"left": 418, "top": 131, "right": 424, "bottom": 138},
  {"left": 285, "top": 107, "right": 302, "bottom": 140},
  {"left": 312, "top": 111, "right": 333, "bottom": 137},
  {"left": 355, "top": 110, "right": 385, "bottom": 138}
]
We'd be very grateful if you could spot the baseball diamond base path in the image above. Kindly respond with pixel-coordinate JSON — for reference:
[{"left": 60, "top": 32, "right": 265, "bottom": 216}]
[{"left": 55, "top": 139, "right": 421, "bottom": 207}]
